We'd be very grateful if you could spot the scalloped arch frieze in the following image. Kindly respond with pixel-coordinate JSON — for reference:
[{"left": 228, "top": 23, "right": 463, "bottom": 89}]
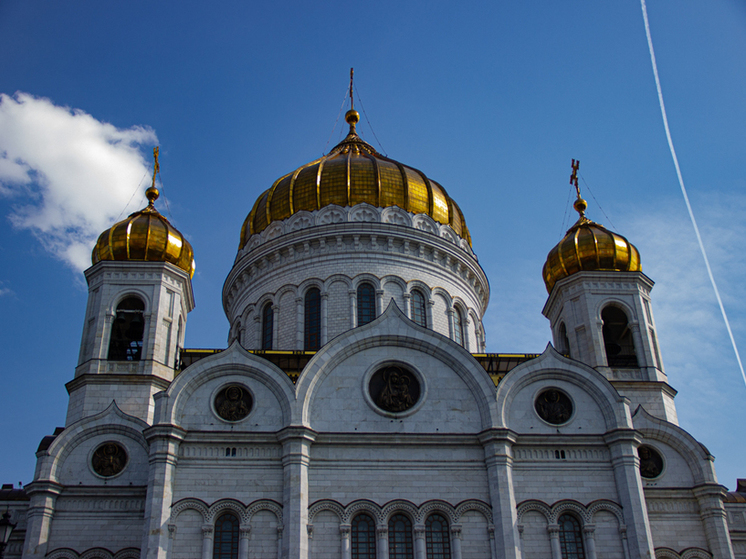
[
  {"left": 171, "top": 497, "right": 283, "bottom": 527},
  {"left": 516, "top": 498, "right": 623, "bottom": 526}
]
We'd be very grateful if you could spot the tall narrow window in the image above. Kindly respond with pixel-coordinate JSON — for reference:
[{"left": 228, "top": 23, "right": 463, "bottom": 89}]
[
  {"left": 602, "top": 306, "right": 638, "bottom": 367},
  {"left": 425, "top": 514, "right": 451, "bottom": 559},
  {"left": 304, "top": 288, "right": 321, "bottom": 350},
  {"left": 213, "top": 512, "right": 239, "bottom": 559},
  {"left": 388, "top": 514, "right": 414, "bottom": 559},
  {"left": 410, "top": 290, "right": 427, "bottom": 327},
  {"left": 108, "top": 297, "right": 145, "bottom": 361},
  {"left": 557, "top": 514, "right": 585, "bottom": 559},
  {"left": 453, "top": 307, "right": 465, "bottom": 347},
  {"left": 357, "top": 283, "right": 376, "bottom": 326},
  {"left": 262, "top": 302, "right": 273, "bottom": 350},
  {"left": 351, "top": 513, "right": 377, "bottom": 559},
  {"left": 559, "top": 323, "right": 571, "bottom": 357}
]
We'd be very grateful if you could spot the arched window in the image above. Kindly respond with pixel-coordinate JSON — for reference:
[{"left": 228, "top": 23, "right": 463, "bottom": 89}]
[
  {"left": 262, "top": 302, "right": 273, "bottom": 350},
  {"left": 425, "top": 513, "right": 451, "bottom": 559},
  {"left": 351, "top": 513, "right": 377, "bottom": 559},
  {"left": 304, "top": 288, "right": 321, "bottom": 350},
  {"left": 559, "top": 322, "right": 571, "bottom": 357},
  {"left": 453, "top": 307, "right": 465, "bottom": 347},
  {"left": 108, "top": 296, "right": 145, "bottom": 361},
  {"left": 388, "top": 514, "right": 413, "bottom": 559},
  {"left": 213, "top": 512, "right": 239, "bottom": 559},
  {"left": 357, "top": 283, "right": 376, "bottom": 326},
  {"left": 557, "top": 514, "right": 585, "bottom": 559},
  {"left": 410, "top": 290, "right": 427, "bottom": 327},
  {"left": 602, "top": 306, "right": 638, "bottom": 367}
]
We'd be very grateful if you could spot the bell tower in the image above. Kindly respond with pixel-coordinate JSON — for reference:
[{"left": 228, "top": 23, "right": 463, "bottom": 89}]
[
  {"left": 541, "top": 165, "right": 675, "bottom": 422},
  {"left": 67, "top": 149, "right": 196, "bottom": 425}
]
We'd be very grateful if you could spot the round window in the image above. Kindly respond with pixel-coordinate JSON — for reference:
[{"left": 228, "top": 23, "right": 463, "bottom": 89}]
[
  {"left": 534, "top": 388, "right": 573, "bottom": 425},
  {"left": 91, "top": 442, "right": 128, "bottom": 477},
  {"left": 638, "top": 445, "right": 664, "bottom": 478},
  {"left": 368, "top": 365, "right": 421, "bottom": 413},
  {"left": 214, "top": 384, "right": 253, "bottom": 422}
]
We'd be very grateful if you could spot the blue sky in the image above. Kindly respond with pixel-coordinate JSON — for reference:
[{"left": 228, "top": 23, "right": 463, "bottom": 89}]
[{"left": 1, "top": 1, "right": 745, "bottom": 490}]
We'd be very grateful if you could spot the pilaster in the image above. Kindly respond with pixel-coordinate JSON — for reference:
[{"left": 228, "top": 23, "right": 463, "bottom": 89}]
[{"left": 21, "top": 480, "right": 63, "bottom": 559}]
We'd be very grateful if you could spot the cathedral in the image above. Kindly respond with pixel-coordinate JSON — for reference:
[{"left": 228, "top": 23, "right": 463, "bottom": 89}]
[{"left": 2, "top": 100, "right": 745, "bottom": 559}]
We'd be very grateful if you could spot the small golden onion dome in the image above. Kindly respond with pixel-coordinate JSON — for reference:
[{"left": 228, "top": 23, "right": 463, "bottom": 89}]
[
  {"left": 542, "top": 197, "right": 641, "bottom": 293},
  {"left": 239, "top": 114, "right": 471, "bottom": 248},
  {"left": 91, "top": 185, "right": 196, "bottom": 277}
]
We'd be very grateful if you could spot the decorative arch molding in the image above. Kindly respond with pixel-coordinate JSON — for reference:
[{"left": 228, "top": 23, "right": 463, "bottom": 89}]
[
  {"left": 324, "top": 274, "right": 353, "bottom": 291},
  {"left": 655, "top": 548, "right": 712, "bottom": 559},
  {"left": 516, "top": 498, "right": 624, "bottom": 527},
  {"left": 112, "top": 549, "right": 141, "bottom": 559},
  {"left": 497, "top": 344, "right": 628, "bottom": 431},
  {"left": 46, "top": 549, "right": 80, "bottom": 559},
  {"left": 632, "top": 406, "right": 715, "bottom": 485},
  {"left": 107, "top": 289, "right": 151, "bottom": 316},
  {"left": 594, "top": 298, "right": 638, "bottom": 325},
  {"left": 42, "top": 401, "right": 149, "bottom": 481},
  {"left": 171, "top": 497, "right": 283, "bottom": 526},
  {"left": 307, "top": 498, "right": 490, "bottom": 527}
]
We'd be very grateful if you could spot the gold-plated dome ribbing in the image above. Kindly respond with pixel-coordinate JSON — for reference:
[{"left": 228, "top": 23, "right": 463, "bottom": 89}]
[
  {"left": 542, "top": 170, "right": 640, "bottom": 293},
  {"left": 91, "top": 148, "right": 196, "bottom": 277}
]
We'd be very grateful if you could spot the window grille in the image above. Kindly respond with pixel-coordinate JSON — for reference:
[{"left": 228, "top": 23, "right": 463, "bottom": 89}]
[
  {"left": 388, "top": 514, "right": 413, "bottom": 559},
  {"left": 213, "top": 513, "right": 239, "bottom": 559},
  {"left": 108, "top": 296, "right": 145, "bottom": 361},
  {"left": 305, "top": 288, "right": 321, "bottom": 350},
  {"left": 425, "top": 514, "right": 451, "bottom": 559},
  {"left": 351, "top": 513, "right": 377, "bottom": 559},
  {"left": 410, "top": 290, "right": 427, "bottom": 327},
  {"left": 357, "top": 283, "right": 376, "bottom": 326},
  {"left": 558, "top": 514, "right": 585, "bottom": 559},
  {"left": 262, "top": 302, "right": 273, "bottom": 350},
  {"left": 453, "top": 307, "right": 465, "bottom": 347}
]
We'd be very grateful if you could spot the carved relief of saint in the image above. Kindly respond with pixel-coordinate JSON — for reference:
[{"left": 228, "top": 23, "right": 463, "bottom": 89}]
[
  {"left": 215, "top": 385, "right": 252, "bottom": 422},
  {"left": 92, "top": 442, "right": 127, "bottom": 477},
  {"left": 534, "top": 389, "right": 573, "bottom": 425}
]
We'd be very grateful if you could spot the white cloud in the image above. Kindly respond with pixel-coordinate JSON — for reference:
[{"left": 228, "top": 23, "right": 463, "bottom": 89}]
[{"left": 0, "top": 92, "right": 158, "bottom": 272}]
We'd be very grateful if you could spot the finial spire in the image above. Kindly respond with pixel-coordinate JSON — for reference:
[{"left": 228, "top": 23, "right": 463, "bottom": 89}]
[
  {"left": 345, "top": 67, "right": 360, "bottom": 135},
  {"left": 569, "top": 159, "right": 587, "bottom": 218},
  {"left": 146, "top": 146, "right": 160, "bottom": 207}
]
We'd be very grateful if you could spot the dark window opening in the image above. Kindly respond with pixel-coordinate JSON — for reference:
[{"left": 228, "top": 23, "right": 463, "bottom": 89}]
[
  {"left": 108, "top": 297, "right": 145, "bottom": 361},
  {"left": 357, "top": 283, "right": 376, "bottom": 326},
  {"left": 410, "top": 290, "right": 427, "bottom": 327},
  {"left": 304, "top": 288, "right": 321, "bottom": 351},
  {"left": 558, "top": 514, "right": 585, "bottom": 559},
  {"left": 425, "top": 513, "right": 451, "bottom": 559},
  {"left": 602, "top": 306, "right": 638, "bottom": 367},
  {"left": 559, "top": 323, "right": 571, "bottom": 357},
  {"left": 388, "top": 514, "right": 413, "bottom": 559},
  {"left": 453, "top": 308, "right": 465, "bottom": 347},
  {"left": 262, "top": 302, "right": 273, "bottom": 350},
  {"left": 351, "top": 513, "right": 377, "bottom": 559},
  {"left": 213, "top": 513, "right": 239, "bottom": 559}
]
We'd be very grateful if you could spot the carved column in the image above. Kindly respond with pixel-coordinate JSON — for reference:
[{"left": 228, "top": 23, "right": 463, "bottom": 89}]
[
  {"left": 296, "top": 297, "right": 304, "bottom": 349},
  {"left": 238, "top": 526, "right": 251, "bottom": 559},
  {"left": 427, "top": 299, "right": 435, "bottom": 329},
  {"left": 619, "top": 525, "right": 631, "bottom": 559},
  {"left": 413, "top": 524, "right": 426, "bottom": 559},
  {"left": 276, "top": 526, "right": 283, "bottom": 559},
  {"left": 583, "top": 524, "right": 597, "bottom": 559},
  {"left": 376, "top": 289, "right": 385, "bottom": 316},
  {"left": 201, "top": 525, "right": 214, "bottom": 559},
  {"left": 349, "top": 290, "right": 357, "bottom": 328},
  {"left": 376, "top": 525, "right": 389, "bottom": 559},
  {"left": 693, "top": 484, "right": 736, "bottom": 559},
  {"left": 488, "top": 524, "right": 498, "bottom": 559},
  {"left": 141, "top": 421, "right": 187, "bottom": 559},
  {"left": 340, "top": 524, "right": 351, "bottom": 559},
  {"left": 450, "top": 525, "right": 463, "bottom": 559},
  {"left": 321, "top": 292, "right": 328, "bottom": 345},
  {"left": 22, "top": 481, "right": 62, "bottom": 559},
  {"left": 604, "top": 430, "right": 655, "bottom": 559},
  {"left": 402, "top": 293, "right": 411, "bottom": 319},
  {"left": 277, "top": 427, "right": 317, "bottom": 559},
  {"left": 547, "top": 524, "right": 562, "bottom": 559},
  {"left": 167, "top": 524, "right": 177, "bottom": 558},
  {"left": 479, "top": 429, "right": 521, "bottom": 559},
  {"left": 447, "top": 308, "right": 455, "bottom": 340}
]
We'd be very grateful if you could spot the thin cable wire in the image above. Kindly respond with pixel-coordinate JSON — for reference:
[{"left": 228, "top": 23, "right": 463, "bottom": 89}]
[
  {"left": 353, "top": 84, "right": 387, "bottom": 156},
  {"left": 579, "top": 173, "right": 616, "bottom": 230},
  {"left": 641, "top": 0, "right": 745, "bottom": 387},
  {"left": 115, "top": 171, "right": 149, "bottom": 221},
  {"left": 561, "top": 185, "right": 574, "bottom": 237},
  {"left": 323, "top": 88, "right": 349, "bottom": 155},
  {"left": 156, "top": 170, "right": 173, "bottom": 219}
]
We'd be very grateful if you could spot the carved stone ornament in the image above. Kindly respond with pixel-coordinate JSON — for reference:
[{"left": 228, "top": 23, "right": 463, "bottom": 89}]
[
  {"left": 215, "top": 384, "right": 253, "bottom": 422},
  {"left": 369, "top": 365, "right": 421, "bottom": 413},
  {"left": 91, "top": 442, "right": 128, "bottom": 477},
  {"left": 534, "top": 389, "right": 573, "bottom": 425},
  {"left": 638, "top": 445, "right": 664, "bottom": 478}
]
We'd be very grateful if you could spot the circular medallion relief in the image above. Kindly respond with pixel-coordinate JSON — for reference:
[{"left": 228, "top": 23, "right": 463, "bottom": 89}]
[
  {"left": 638, "top": 445, "right": 664, "bottom": 479},
  {"left": 214, "top": 384, "right": 253, "bottom": 422},
  {"left": 91, "top": 442, "right": 128, "bottom": 477},
  {"left": 369, "top": 365, "right": 421, "bottom": 413},
  {"left": 534, "top": 389, "right": 573, "bottom": 425}
]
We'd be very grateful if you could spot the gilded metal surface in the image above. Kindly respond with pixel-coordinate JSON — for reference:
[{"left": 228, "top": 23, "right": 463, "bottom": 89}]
[
  {"left": 240, "top": 118, "right": 471, "bottom": 248},
  {"left": 542, "top": 198, "right": 641, "bottom": 293},
  {"left": 91, "top": 186, "right": 195, "bottom": 277}
]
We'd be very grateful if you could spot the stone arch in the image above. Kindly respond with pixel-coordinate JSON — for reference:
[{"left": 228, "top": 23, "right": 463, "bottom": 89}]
[
  {"left": 171, "top": 497, "right": 210, "bottom": 523},
  {"left": 112, "top": 548, "right": 140, "bottom": 559},
  {"left": 308, "top": 499, "right": 345, "bottom": 524},
  {"left": 454, "top": 500, "right": 493, "bottom": 524},
  {"left": 381, "top": 206, "right": 412, "bottom": 227},
  {"left": 343, "top": 499, "right": 383, "bottom": 524},
  {"left": 680, "top": 548, "right": 713, "bottom": 559},
  {"left": 206, "top": 498, "right": 249, "bottom": 524},
  {"left": 349, "top": 203, "right": 379, "bottom": 223},
  {"left": 516, "top": 500, "right": 552, "bottom": 525},
  {"left": 79, "top": 549, "right": 113, "bottom": 559},
  {"left": 108, "top": 289, "right": 151, "bottom": 316},
  {"left": 587, "top": 499, "right": 624, "bottom": 526},
  {"left": 412, "top": 213, "right": 439, "bottom": 235},
  {"left": 316, "top": 204, "right": 347, "bottom": 226},
  {"left": 247, "top": 499, "right": 283, "bottom": 524},
  {"left": 418, "top": 500, "right": 457, "bottom": 525},
  {"left": 656, "top": 548, "right": 682, "bottom": 559},
  {"left": 439, "top": 225, "right": 459, "bottom": 245},
  {"left": 549, "top": 500, "right": 590, "bottom": 524},
  {"left": 324, "top": 274, "right": 353, "bottom": 291},
  {"left": 298, "top": 278, "right": 325, "bottom": 296},
  {"left": 351, "top": 274, "right": 381, "bottom": 291},
  {"left": 381, "top": 500, "right": 419, "bottom": 524},
  {"left": 286, "top": 210, "right": 315, "bottom": 232},
  {"left": 47, "top": 549, "right": 80, "bottom": 559}
]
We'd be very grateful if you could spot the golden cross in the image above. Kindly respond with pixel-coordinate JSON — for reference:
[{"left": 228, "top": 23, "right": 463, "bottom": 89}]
[
  {"left": 349, "top": 68, "right": 354, "bottom": 111},
  {"left": 152, "top": 147, "right": 160, "bottom": 188},
  {"left": 570, "top": 159, "right": 580, "bottom": 197}
]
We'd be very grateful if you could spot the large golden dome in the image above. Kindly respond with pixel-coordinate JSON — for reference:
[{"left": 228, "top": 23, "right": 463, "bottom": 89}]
[
  {"left": 239, "top": 110, "right": 471, "bottom": 248},
  {"left": 543, "top": 197, "right": 640, "bottom": 293},
  {"left": 92, "top": 186, "right": 195, "bottom": 277}
]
